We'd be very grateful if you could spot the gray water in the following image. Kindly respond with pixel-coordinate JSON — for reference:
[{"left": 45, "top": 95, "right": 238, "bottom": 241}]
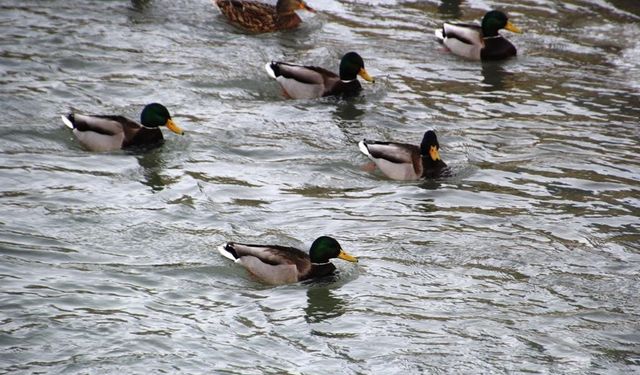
[{"left": 1, "top": 0, "right": 639, "bottom": 373}]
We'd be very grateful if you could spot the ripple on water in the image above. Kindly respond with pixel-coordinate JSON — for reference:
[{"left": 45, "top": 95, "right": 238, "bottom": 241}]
[{"left": 1, "top": 0, "right": 640, "bottom": 373}]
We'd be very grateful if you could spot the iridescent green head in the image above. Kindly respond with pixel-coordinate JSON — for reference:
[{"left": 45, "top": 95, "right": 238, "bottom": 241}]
[
  {"left": 481, "top": 10, "right": 522, "bottom": 37},
  {"left": 309, "top": 236, "right": 358, "bottom": 264},
  {"left": 140, "top": 103, "right": 184, "bottom": 135},
  {"left": 339, "top": 52, "right": 375, "bottom": 82}
]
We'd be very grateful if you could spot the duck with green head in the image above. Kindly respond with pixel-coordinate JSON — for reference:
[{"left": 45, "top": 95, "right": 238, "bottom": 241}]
[
  {"left": 358, "top": 130, "right": 449, "bottom": 180},
  {"left": 214, "top": 0, "right": 315, "bottom": 33},
  {"left": 218, "top": 236, "right": 358, "bottom": 285},
  {"left": 61, "top": 103, "right": 184, "bottom": 152},
  {"left": 265, "top": 51, "right": 375, "bottom": 99},
  {"left": 434, "top": 10, "right": 522, "bottom": 61}
]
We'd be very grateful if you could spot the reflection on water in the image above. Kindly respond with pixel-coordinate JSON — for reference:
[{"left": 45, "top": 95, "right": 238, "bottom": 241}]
[
  {"left": 130, "top": 0, "right": 152, "bottom": 11},
  {"left": 333, "top": 100, "right": 366, "bottom": 123},
  {"left": 135, "top": 148, "right": 169, "bottom": 192},
  {"left": 1, "top": 0, "right": 639, "bottom": 373},
  {"left": 437, "top": 0, "right": 463, "bottom": 19},
  {"left": 481, "top": 62, "right": 513, "bottom": 93},
  {"left": 417, "top": 180, "right": 443, "bottom": 192},
  {"left": 304, "top": 286, "right": 346, "bottom": 323}
]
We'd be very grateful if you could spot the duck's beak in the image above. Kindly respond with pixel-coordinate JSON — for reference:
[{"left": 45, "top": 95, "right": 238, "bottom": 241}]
[
  {"left": 300, "top": 1, "right": 315, "bottom": 13},
  {"left": 429, "top": 145, "right": 441, "bottom": 161},
  {"left": 338, "top": 249, "right": 358, "bottom": 263},
  {"left": 505, "top": 21, "right": 522, "bottom": 33},
  {"left": 358, "top": 68, "right": 375, "bottom": 83},
  {"left": 166, "top": 119, "right": 184, "bottom": 135}
]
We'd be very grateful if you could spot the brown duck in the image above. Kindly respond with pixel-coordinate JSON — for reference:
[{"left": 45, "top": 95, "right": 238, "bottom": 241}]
[{"left": 213, "top": 0, "right": 315, "bottom": 33}]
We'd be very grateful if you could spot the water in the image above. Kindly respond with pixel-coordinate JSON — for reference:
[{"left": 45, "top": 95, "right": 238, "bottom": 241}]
[{"left": 1, "top": 0, "right": 639, "bottom": 373}]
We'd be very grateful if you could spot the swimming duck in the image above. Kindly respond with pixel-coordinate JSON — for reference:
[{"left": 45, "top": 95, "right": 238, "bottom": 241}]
[
  {"left": 213, "top": 0, "right": 315, "bottom": 33},
  {"left": 61, "top": 103, "right": 184, "bottom": 152},
  {"left": 218, "top": 236, "right": 358, "bottom": 285},
  {"left": 265, "top": 51, "right": 375, "bottom": 99},
  {"left": 358, "top": 130, "right": 448, "bottom": 180},
  {"left": 434, "top": 10, "right": 522, "bottom": 61}
]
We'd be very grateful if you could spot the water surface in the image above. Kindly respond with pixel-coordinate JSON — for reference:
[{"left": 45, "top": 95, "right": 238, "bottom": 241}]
[{"left": 1, "top": 0, "right": 639, "bottom": 373}]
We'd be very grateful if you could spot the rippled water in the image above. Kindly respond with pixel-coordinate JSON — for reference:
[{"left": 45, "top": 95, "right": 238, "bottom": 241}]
[{"left": 1, "top": 0, "right": 639, "bottom": 373}]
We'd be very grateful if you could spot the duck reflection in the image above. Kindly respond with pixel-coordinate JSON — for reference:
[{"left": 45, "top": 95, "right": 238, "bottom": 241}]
[
  {"left": 438, "top": 0, "right": 463, "bottom": 19},
  {"left": 418, "top": 179, "right": 442, "bottom": 191},
  {"left": 481, "top": 62, "right": 514, "bottom": 93},
  {"left": 130, "top": 0, "right": 153, "bottom": 11},
  {"left": 134, "top": 147, "right": 171, "bottom": 192},
  {"left": 333, "top": 100, "right": 365, "bottom": 122},
  {"left": 304, "top": 286, "right": 346, "bottom": 323},
  {"left": 333, "top": 100, "right": 366, "bottom": 141}
]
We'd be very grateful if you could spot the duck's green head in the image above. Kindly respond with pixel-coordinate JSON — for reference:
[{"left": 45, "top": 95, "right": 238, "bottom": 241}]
[
  {"left": 420, "top": 130, "right": 442, "bottom": 162},
  {"left": 339, "top": 52, "right": 375, "bottom": 83},
  {"left": 277, "top": 0, "right": 315, "bottom": 14},
  {"left": 309, "top": 236, "right": 358, "bottom": 264},
  {"left": 481, "top": 10, "right": 522, "bottom": 36},
  {"left": 140, "top": 103, "right": 184, "bottom": 135}
]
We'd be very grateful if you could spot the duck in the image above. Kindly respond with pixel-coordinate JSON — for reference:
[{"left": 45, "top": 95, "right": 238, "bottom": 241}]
[
  {"left": 265, "top": 51, "right": 375, "bottom": 99},
  {"left": 218, "top": 236, "right": 358, "bottom": 285},
  {"left": 358, "top": 130, "right": 448, "bottom": 180},
  {"left": 434, "top": 10, "right": 522, "bottom": 61},
  {"left": 213, "top": 0, "right": 315, "bottom": 33},
  {"left": 61, "top": 103, "right": 184, "bottom": 152}
]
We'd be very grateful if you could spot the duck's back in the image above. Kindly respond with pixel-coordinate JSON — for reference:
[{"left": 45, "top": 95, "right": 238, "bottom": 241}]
[
  {"left": 68, "top": 114, "right": 127, "bottom": 152},
  {"left": 224, "top": 242, "right": 312, "bottom": 283},
  {"left": 272, "top": 64, "right": 339, "bottom": 99},
  {"left": 215, "top": 0, "right": 301, "bottom": 32},
  {"left": 440, "top": 23, "right": 483, "bottom": 60}
]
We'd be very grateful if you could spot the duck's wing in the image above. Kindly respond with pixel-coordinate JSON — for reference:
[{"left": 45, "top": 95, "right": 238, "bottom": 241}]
[
  {"left": 218, "top": 242, "right": 312, "bottom": 284},
  {"left": 266, "top": 62, "right": 337, "bottom": 99},
  {"left": 441, "top": 23, "right": 483, "bottom": 45},
  {"left": 215, "top": 0, "right": 277, "bottom": 32},
  {"left": 62, "top": 114, "right": 141, "bottom": 152},
  {"left": 63, "top": 114, "right": 129, "bottom": 135},
  {"left": 359, "top": 140, "right": 422, "bottom": 180},
  {"left": 359, "top": 140, "right": 418, "bottom": 163},
  {"left": 437, "top": 22, "right": 483, "bottom": 60}
]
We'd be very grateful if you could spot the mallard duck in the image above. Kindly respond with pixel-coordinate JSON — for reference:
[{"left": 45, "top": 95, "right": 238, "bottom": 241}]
[
  {"left": 218, "top": 236, "right": 358, "bottom": 285},
  {"left": 434, "top": 10, "right": 522, "bottom": 61},
  {"left": 61, "top": 103, "right": 184, "bottom": 152},
  {"left": 265, "top": 51, "right": 375, "bottom": 99},
  {"left": 358, "top": 130, "right": 448, "bottom": 180},
  {"left": 213, "top": 0, "right": 315, "bottom": 33}
]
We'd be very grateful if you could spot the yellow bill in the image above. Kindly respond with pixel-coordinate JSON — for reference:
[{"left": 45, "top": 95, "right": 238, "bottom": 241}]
[
  {"left": 166, "top": 119, "right": 184, "bottom": 135},
  {"left": 505, "top": 21, "right": 522, "bottom": 34},
  {"left": 300, "top": 1, "right": 315, "bottom": 13},
  {"left": 358, "top": 68, "right": 375, "bottom": 83},
  {"left": 338, "top": 249, "right": 358, "bottom": 263},
  {"left": 429, "top": 145, "right": 441, "bottom": 161}
]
